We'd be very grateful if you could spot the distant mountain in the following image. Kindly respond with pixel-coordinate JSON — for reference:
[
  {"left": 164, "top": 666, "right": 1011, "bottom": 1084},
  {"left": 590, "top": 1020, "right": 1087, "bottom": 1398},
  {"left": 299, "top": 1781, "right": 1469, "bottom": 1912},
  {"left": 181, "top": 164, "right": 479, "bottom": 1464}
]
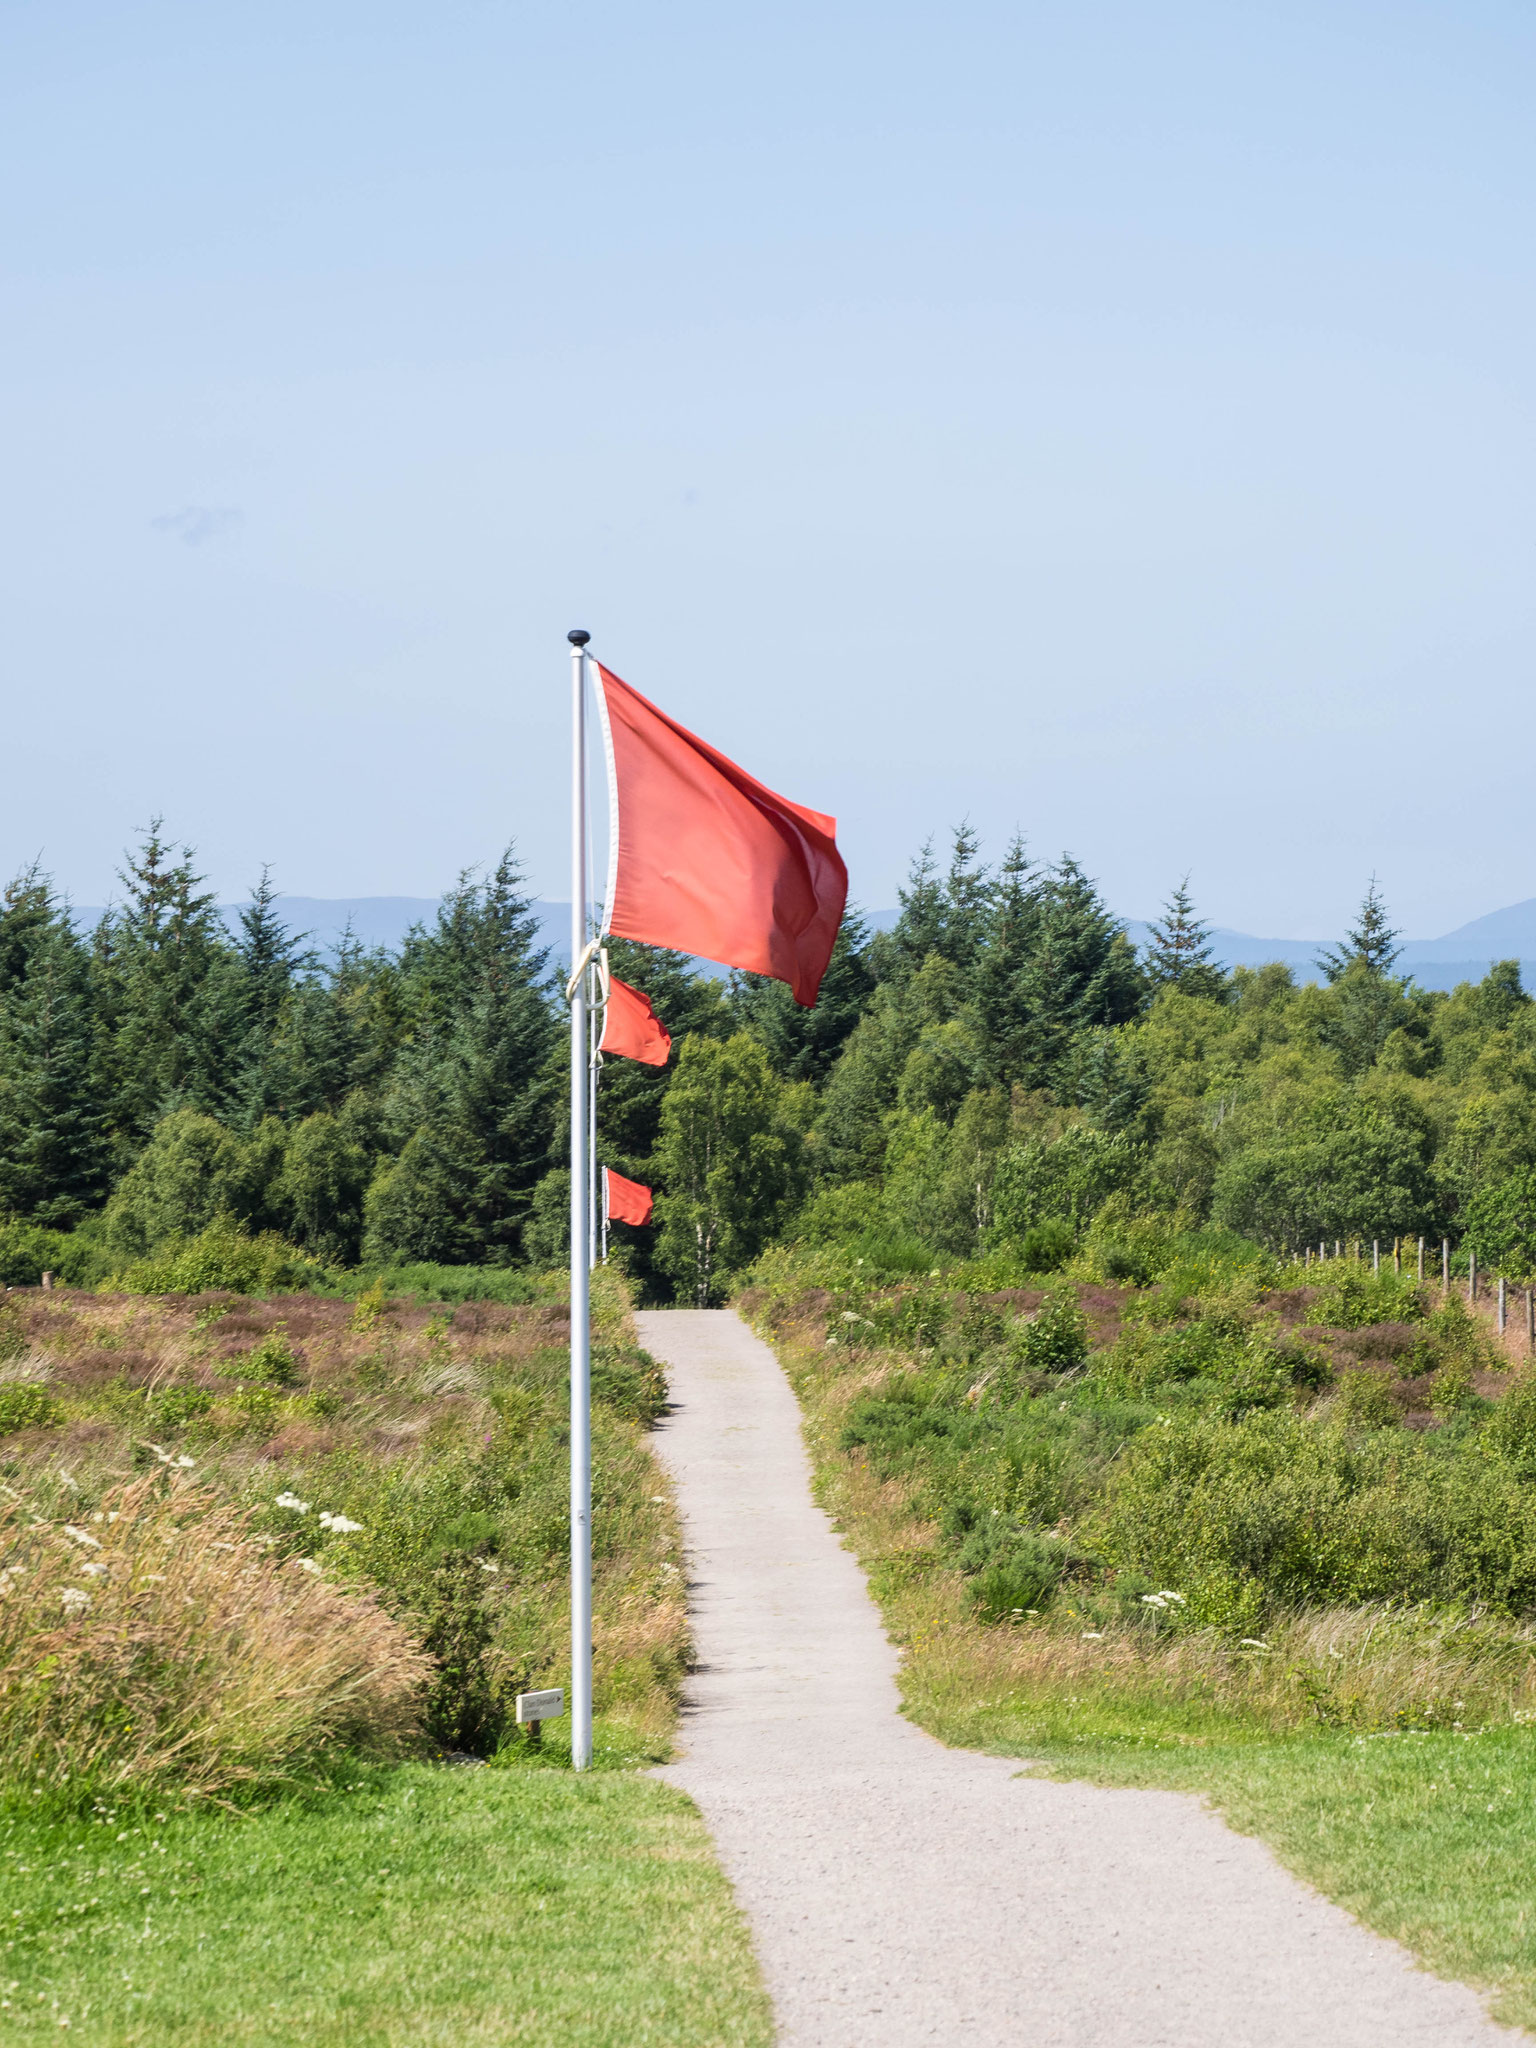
[
  {"left": 64, "top": 894, "right": 1536, "bottom": 996},
  {"left": 1125, "top": 910, "right": 1536, "bottom": 995}
]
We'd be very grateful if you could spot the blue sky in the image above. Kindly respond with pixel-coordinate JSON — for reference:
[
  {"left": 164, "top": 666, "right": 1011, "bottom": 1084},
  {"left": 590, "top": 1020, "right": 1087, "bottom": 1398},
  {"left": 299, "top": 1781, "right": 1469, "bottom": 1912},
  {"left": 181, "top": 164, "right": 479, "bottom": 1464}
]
[{"left": 4, "top": 2, "right": 1533, "bottom": 937}]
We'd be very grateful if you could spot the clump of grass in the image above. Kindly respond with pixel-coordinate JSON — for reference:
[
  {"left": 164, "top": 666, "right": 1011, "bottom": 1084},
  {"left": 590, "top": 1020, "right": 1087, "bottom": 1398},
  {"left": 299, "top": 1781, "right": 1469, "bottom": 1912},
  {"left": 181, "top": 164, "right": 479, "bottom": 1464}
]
[{"left": 0, "top": 1473, "right": 429, "bottom": 1802}]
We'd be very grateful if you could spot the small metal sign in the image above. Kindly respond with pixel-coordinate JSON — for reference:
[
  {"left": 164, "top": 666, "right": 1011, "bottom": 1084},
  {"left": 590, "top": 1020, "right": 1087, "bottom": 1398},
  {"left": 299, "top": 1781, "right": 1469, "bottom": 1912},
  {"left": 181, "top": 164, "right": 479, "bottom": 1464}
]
[{"left": 516, "top": 1688, "right": 566, "bottom": 1724}]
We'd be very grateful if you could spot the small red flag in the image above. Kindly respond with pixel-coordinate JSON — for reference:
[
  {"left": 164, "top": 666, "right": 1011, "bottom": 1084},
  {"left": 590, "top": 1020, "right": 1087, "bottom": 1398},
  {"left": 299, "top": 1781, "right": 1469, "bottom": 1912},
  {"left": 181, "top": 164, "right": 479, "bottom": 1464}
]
[
  {"left": 593, "top": 662, "right": 847, "bottom": 1007},
  {"left": 604, "top": 1168, "right": 653, "bottom": 1227},
  {"left": 600, "top": 975, "right": 671, "bottom": 1067}
]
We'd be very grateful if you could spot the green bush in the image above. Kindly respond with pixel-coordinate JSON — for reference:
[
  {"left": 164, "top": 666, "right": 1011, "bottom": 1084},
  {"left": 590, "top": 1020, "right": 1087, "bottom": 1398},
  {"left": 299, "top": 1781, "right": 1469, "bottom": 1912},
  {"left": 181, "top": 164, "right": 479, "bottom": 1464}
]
[
  {"left": 992, "top": 1126, "right": 1138, "bottom": 1245},
  {"left": 237, "top": 1330, "right": 302, "bottom": 1387},
  {"left": 1019, "top": 1218, "right": 1074, "bottom": 1273},
  {"left": 1013, "top": 1290, "right": 1089, "bottom": 1374},
  {"left": 1334, "top": 1369, "right": 1400, "bottom": 1430},
  {"left": 106, "top": 1220, "right": 327, "bottom": 1297},
  {"left": 0, "top": 1219, "right": 109, "bottom": 1289},
  {"left": 0, "top": 1385, "right": 60, "bottom": 1435},
  {"left": 324, "top": 1264, "right": 541, "bottom": 1307},
  {"left": 967, "top": 1537, "right": 1073, "bottom": 1622},
  {"left": 1092, "top": 1405, "right": 1536, "bottom": 1624},
  {"left": 1310, "top": 1265, "right": 1427, "bottom": 1330}
]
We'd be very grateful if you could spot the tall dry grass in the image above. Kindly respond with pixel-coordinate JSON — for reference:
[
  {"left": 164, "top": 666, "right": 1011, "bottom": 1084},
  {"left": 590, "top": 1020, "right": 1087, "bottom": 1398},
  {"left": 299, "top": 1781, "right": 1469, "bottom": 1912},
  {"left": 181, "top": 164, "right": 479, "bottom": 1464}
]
[{"left": 0, "top": 1473, "right": 429, "bottom": 1800}]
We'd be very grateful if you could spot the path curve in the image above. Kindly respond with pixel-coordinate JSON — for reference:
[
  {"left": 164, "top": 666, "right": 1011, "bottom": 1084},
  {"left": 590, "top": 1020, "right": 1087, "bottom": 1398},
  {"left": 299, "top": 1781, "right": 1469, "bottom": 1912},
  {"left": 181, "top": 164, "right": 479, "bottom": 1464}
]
[{"left": 640, "top": 1307, "right": 1519, "bottom": 2048}]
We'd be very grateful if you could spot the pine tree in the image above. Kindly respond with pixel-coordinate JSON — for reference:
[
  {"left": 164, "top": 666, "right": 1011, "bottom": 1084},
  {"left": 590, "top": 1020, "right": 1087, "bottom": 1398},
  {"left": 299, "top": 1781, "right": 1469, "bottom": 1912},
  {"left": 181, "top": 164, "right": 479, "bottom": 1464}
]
[
  {"left": 1319, "top": 877, "right": 1401, "bottom": 984},
  {"left": 94, "top": 825, "right": 236, "bottom": 1149},
  {"left": 972, "top": 836, "right": 1039, "bottom": 1081},
  {"left": 1008, "top": 858, "right": 1146, "bottom": 1093},
  {"left": 732, "top": 906, "right": 875, "bottom": 1085},
  {"left": 0, "top": 901, "right": 110, "bottom": 1225},
  {"left": 228, "top": 870, "right": 320, "bottom": 1126},
  {"left": 0, "top": 866, "right": 58, "bottom": 998},
  {"left": 1144, "top": 876, "right": 1229, "bottom": 1000},
  {"left": 872, "top": 826, "right": 992, "bottom": 985},
  {"left": 370, "top": 851, "right": 557, "bottom": 1263}
]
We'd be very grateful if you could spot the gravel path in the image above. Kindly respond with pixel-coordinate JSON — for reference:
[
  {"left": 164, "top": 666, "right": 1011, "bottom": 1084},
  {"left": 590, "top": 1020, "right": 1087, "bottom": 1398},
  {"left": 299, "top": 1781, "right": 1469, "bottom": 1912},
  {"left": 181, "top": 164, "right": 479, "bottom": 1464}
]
[{"left": 639, "top": 1306, "right": 1520, "bottom": 2048}]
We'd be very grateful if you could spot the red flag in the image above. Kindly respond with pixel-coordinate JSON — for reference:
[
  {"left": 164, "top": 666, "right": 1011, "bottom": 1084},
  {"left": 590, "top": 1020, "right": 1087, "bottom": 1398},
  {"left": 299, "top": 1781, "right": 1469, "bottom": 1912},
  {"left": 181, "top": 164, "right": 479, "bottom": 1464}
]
[
  {"left": 600, "top": 975, "right": 671, "bottom": 1067},
  {"left": 604, "top": 1168, "right": 653, "bottom": 1227},
  {"left": 593, "top": 662, "right": 847, "bottom": 1007}
]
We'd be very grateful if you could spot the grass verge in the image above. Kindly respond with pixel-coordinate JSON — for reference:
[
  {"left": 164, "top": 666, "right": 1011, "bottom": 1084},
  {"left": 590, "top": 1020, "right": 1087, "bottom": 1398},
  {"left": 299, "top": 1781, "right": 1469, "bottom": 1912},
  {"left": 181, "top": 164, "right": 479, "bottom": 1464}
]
[{"left": 0, "top": 1762, "right": 772, "bottom": 2045}]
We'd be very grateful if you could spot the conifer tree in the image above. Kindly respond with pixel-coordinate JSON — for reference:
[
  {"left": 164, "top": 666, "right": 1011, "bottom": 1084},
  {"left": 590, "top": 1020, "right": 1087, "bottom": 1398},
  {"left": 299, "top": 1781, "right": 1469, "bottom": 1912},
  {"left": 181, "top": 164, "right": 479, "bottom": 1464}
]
[
  {"left": 369, "top": 851, "right": 557, "bottom": 1263},
  {"left": 0, "top": 900, "right": 110, "bottom": 1225},
  {"left": 732, "top": 907, "right": 874, "bottom": 1086},
  {"left": 94, "top": 825, "right": 235, "bottom": 1149},
  {"left": 1144, "top": 876, "right": 1229, "bottom": 1000},
  {"left": 1008, "top": 858, "right": 1145, "bottom": 1092},
  {"left": 1319, "top": 877, "right": 1401, "bottom": 983}
]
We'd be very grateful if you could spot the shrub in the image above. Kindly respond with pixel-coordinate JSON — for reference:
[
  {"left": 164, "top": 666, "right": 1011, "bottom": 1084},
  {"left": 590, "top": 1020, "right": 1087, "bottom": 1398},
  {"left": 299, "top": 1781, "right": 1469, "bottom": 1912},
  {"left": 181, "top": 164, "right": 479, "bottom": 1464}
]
[
  {"left": 1334, "top": 1369, "right": 1400, "bottom": 1431},
  {"left": 0, "top": 1385, "right": 61, "bottom": 1436},
  {"left": 1488, "top": 1369, "right": 1536, "bottom": 1473},
  {"left": 1013, "top": 1290, "right": 1090, "bottom": 1374},
  {"left": 106, "top": 1220, "right": 326, "bottom": 1297},
  {"left": 0, "top": 1220, "right": 109, "bottom": 1289},
  {"left": 1092, "top": 1406, "right": 1536, "bottom": 1623},
  {"left": 0, "top": 1475, "right": 428, "bottom": 1799},
  {"left": 968, "top": 1537, "right": 1073, "bottom": 1622},
  {"left": 237, "top": 1330, "right": 302, "bottom": 1387},
  {"left": 1019, "top": 1218, "right": 1074, "bottom": 1273},
  {"left": 1311, "top": 1265, "right": 1426, "bottom": 1331}
]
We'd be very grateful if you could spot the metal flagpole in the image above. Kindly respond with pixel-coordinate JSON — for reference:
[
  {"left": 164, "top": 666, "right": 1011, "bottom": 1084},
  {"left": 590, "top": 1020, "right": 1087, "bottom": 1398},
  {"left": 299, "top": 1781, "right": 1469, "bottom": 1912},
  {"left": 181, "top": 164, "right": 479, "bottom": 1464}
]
[{"left": 566, "top": 627, "right": 594, "bottom": 1772}]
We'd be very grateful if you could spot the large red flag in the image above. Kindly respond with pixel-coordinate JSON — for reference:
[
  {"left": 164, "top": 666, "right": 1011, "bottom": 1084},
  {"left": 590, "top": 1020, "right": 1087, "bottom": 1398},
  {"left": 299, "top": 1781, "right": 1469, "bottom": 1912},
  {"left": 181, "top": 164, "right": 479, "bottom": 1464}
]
[
  {"left": 604, "top": 1168, "right": 653, "bottom": 1227},
  {"left": 600, "top": 975, "right": 671, "bottom": 1067},
  {"left": 593, "top": 662, "right": 847, "bottom": 1007}
]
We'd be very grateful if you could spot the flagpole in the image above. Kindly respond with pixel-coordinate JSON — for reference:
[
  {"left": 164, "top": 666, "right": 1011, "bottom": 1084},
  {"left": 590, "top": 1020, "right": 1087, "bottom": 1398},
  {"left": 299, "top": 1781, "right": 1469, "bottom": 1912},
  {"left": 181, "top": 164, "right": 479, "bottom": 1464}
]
[{"left": 567, "top": 627, "right": 593, "bottom": 1773}]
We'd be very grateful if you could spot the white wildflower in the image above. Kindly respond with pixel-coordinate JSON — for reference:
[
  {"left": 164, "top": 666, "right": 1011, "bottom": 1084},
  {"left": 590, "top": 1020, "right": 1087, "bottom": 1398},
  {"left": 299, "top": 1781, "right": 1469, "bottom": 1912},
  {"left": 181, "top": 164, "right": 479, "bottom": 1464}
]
[
  {"left": 293, "top": 1558, "right": 321, "bottom": 1575},
  {"left": 63, "top": 1526, "right": 101, "bottom": 1550},
  {"left": 1081, "top": 1631, "right": 1104, "bottom": 1640},
  {"left": 1239, "top": 1639, "right": 1271, "bottom": 1650},
  {"left": 317, "top": 1512, "right": 363, "bottom": 1534},
  {"left": 174, "top": 1455, "right": 195, "bottom": 1470},
  {"left": 1155, "top": 1590, "right": 1186, "bottom": 1604},
  {"left": 1141, "top": 1593, "right": 1168, "bottom": 1608},
  {"left": 146, "top": 1445, "right": 174, "bottom": 1465},
  {"left": 59, "top": 1589, "right": 90, "bottom": 1612},
  {"left": 80, "top": 1562, "right": 109, "bottom": 1579},
  {"left": 274, "top": 1493, "right": 310, "bottom": 1514},
  {"left": 476, "top": 1558, "right": 500, "bottom": 1574}
]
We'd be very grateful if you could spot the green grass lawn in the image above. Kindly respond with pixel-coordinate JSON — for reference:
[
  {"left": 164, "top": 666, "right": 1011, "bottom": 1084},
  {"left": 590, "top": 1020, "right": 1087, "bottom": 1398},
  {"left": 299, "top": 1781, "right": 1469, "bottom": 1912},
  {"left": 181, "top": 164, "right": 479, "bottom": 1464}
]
[{"left": 0, "top": 1763, "right": 771, "bottom": 2045}]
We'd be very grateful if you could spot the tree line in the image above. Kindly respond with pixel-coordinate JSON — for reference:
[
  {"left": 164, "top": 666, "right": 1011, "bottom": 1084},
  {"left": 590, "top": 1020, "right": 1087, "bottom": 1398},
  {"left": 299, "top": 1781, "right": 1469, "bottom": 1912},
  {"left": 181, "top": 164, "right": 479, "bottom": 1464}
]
[{"left": 2, "top": 824, "right": 1534, "bottom": 1298}]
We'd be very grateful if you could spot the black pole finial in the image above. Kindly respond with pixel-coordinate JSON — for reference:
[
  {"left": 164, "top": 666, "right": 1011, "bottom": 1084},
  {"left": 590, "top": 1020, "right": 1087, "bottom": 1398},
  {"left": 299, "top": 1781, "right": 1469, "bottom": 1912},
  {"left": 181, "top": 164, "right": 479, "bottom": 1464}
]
[{"left": 568, "top": 628, "right": 591, "bottom": 647}]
